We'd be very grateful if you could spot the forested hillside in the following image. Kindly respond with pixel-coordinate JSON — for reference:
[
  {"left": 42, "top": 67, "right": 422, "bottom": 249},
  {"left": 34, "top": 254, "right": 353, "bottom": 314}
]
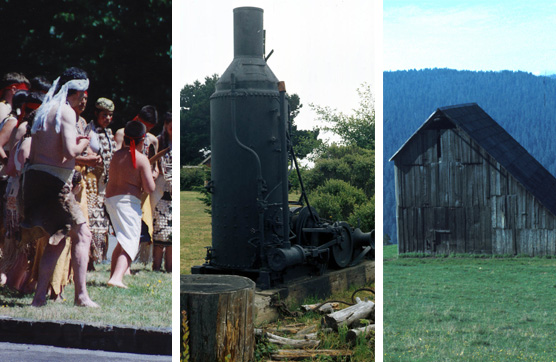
[{"left": 383, "top": 68, "right": 556, "bottom": 243}]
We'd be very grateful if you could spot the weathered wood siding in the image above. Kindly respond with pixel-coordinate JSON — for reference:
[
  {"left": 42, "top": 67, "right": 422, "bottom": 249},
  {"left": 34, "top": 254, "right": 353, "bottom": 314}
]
[{"left": 394, "top": 126, "right": 556, "bottom": 255}]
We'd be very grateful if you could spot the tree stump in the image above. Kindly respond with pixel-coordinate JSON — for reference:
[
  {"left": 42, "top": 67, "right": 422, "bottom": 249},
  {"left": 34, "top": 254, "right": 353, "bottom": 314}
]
[{"left": 180, "top": 274, "right": 255, "bottom": 362}]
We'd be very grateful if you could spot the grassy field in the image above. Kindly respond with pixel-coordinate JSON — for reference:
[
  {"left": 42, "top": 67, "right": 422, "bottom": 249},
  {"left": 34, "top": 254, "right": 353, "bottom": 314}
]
[
  {"left": 180, "top": 191, "right": 211, "bottom": 274},
  {"left": 181, "top": 191, "right": 374, "bottom": 361},
  {"left": 384, "top": 244, "right": 556, "bottom": 361},
  {"left": 0, "top": 262, "right": 171, "bottom": 328}
]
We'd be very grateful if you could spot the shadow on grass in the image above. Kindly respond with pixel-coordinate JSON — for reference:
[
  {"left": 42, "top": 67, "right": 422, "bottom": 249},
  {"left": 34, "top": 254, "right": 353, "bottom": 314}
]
[
  {"left": 0, "top": 300, "right": 28, "bottom": 308},
  {"left": 0, "top": 293, "right": 29, "bottom": 308}
]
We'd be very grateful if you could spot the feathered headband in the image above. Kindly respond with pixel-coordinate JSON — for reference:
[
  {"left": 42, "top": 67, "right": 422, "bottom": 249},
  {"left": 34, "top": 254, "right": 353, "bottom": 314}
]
[{"left": 31, "top": 76, "right": 89, "bottom": 134}]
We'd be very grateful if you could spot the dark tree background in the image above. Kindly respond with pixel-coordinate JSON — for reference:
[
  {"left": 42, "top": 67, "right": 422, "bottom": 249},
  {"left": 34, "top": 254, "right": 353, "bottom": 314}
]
[
  {"left": 180, "top": 75, "right": 218, "bottom": 165},
  {"left": 0, "top": 0, "right": 171, "bottom": 132}
]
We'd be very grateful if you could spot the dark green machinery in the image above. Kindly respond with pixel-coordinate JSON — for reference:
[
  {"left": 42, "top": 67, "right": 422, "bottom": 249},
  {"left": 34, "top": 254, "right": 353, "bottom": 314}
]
[{"left": 192, "top": 7, "right": 373, "bottom": 289}]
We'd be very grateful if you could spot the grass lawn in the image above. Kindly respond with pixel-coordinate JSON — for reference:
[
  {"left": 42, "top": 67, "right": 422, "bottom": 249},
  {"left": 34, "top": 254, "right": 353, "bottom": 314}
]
[
  {"left": 0, "top": 260, "right": 172, "bottom": 328},
  {"left": 180, "top": 191, "right": 211, "bottom": 274},
  {"left": 384, "top": 244, "right": 556, "bottom": 361},
  {"left": 180, "top": 190, "right": 374, "bottom": 361}
]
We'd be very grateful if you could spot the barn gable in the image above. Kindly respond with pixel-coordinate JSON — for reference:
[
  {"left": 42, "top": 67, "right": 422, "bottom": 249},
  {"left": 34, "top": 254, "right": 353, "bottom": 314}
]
[{"left": 390, "top": 103, "right": 556, "bottom": 255}]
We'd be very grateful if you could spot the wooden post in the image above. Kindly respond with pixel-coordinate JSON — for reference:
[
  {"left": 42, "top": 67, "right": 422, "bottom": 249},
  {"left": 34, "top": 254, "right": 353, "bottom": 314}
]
[{"left": 180, "top": 274, "right": 255, "bottom": 362}]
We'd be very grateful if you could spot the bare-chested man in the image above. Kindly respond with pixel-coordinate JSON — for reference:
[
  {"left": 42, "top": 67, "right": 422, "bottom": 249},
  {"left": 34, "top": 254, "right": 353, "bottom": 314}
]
[
  {"left": 105, "top": 121, "right": 155, "bottom": 288},
  {"left": 23, "top": 67, "right": 97, "bottom": 307},
  {"left": 114, "top": 106, "right": 159, "bottom": 263},
  {"left": 114, "top": 105, "right": 159, "bottom": 156}
]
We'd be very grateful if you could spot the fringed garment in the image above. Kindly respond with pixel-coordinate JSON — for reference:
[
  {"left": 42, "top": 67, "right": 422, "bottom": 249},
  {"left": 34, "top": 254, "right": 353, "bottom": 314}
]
[
  {"left": 84, "top": 122, "right": 116, "bottom": 262},
  {"left": 0, "top": 139, "right": 25, "bottom": 274},
  {"left": 0, "top": 175, "right": 26, "bottom": 275},
  {"left": 153, "top": 147, "right": 172, "bottom": 246}
]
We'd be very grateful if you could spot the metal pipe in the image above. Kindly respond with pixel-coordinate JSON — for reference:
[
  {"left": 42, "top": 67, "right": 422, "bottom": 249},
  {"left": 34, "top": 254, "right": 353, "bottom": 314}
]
[
  {"left": 290, "top": 144, "right": 318, "bottom": 223},
  {"left": 279, "top": 81, "right": 290, "bottom": 248},
  {"left": 230, "top": 73, "right": 264, "bottom": 191}
]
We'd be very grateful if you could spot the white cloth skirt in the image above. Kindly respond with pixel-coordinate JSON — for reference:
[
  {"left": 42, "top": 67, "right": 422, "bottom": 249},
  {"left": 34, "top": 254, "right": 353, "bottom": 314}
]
[{"left": 105, "top": 195, "right": 142, "bottom": 260}]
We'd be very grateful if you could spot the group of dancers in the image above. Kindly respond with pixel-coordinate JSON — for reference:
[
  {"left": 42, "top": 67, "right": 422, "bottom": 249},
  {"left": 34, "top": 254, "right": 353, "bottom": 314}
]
[{"left": 0, "top": 67, "right": 172, "bottom": 307}]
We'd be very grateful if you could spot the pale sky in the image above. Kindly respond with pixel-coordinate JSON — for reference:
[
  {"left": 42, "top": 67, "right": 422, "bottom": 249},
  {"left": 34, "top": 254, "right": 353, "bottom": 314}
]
[
  {"left": 174, "top": 0, "right": 379, "bottom": 131},
  {"left": 384, "top": 1, "right": 556, "bottom": 74}
]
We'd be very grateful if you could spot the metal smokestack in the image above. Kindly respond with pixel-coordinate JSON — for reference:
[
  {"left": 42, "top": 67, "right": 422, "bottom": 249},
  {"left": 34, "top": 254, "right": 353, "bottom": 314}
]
[{"left": 233, "top": 7, "right": 264, "bottom": 58}]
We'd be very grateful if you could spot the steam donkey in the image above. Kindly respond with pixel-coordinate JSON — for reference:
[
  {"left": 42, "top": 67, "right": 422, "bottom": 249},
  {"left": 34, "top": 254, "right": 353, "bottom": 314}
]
[{"left": 192, "top": 7, "right": 374, "bottom": 289}]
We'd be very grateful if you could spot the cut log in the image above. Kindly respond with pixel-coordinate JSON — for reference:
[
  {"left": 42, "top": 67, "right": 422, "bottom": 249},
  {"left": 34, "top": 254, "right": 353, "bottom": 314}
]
[
  {"left": 322, "top": 299, "right": 375, "bottom": 331},
  {"left": 346, "top": 324, "right": 375, "bottom": 343},
  {"left": 301, "top": 302, "right": 338, "bottom": 314},
  {"left": 255, "top": 329, "right": 320, "bottom": 348},
  {"left": 181, "top": 275, "right": 255, "bottom": 362},
  {"left": 294, "top": 325, "right": 318, "bottom": 338},
  {"left": 266, "top": 325, "right": 304, "bottom": 334},
  {"left": 271, "top": 349, "right": 353, "bottom": 360},
  {"left": 267, "top": 332, "right": 320, "bottom": 348},
  {"left": 303, "top": 332, "right": 318, "bottom": 340}
]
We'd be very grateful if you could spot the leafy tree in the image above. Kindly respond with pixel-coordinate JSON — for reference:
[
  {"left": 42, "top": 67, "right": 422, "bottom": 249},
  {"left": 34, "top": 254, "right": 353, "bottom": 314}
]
[
  {"left": 310, "top": 179, "right": 373, "bottom": 232},
  {"left": 180, "top": 75, "right": 218, "bottom": 165},
  {"left": 0, "top": 0, "right": 171, "bottom": 131},
  {"left": 288, "top": 93, "right": 322, "bottom": 159},
  {"left": 296, "top": 84, "right": 375, "bottom": 233},
  {"left": 295, "top": 145, "right": 374, "bottom": 232},
  {"left": 303, "top": 145, "right": 374, "bottom": 199},
  {"left": 311, "top": 83, "right": 375, "bottom": 150},
  {"left": 180, "top": 167, "right": 207, "bottom": 192},
  {"left": 311, "top": 179, "right": 366, "bottom": 221},
  {"left": 348, "top": 197, "right": 375, "bottom": 233}
]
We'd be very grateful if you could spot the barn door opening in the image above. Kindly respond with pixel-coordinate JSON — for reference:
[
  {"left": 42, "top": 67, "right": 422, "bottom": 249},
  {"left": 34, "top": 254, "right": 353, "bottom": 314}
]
[{"left": 434, "top": 229, "right": 451, "bottom": 254}]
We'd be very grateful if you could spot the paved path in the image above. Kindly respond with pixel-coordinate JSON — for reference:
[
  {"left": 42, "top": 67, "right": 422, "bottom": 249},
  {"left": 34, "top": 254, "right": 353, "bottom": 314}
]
[{"left": 0, "top": 342, "right": 172, "bottom": 362}]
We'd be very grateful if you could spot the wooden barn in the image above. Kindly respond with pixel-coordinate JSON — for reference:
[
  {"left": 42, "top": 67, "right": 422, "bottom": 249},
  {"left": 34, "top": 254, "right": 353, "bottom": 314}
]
[{"left": 390, "top": 103, "right": 556, "bottom": 256}]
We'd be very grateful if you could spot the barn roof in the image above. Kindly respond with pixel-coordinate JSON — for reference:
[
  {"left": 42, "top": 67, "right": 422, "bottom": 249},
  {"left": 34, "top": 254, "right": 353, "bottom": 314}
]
[{"left": 390, "top": 103, "right": 556, "bottom": 216}]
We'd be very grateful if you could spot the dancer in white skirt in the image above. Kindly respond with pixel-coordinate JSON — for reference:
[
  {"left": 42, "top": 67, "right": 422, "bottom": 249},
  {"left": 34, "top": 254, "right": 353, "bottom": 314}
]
[{"left": 105, "top": 121, "right": 155, "bottom": 288}]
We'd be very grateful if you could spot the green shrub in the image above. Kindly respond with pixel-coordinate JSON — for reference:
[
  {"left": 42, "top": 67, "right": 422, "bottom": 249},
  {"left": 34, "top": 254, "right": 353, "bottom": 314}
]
[
  {"left": 310, "top": 179, "right": 368, "bottom": 222},
  {"left": 303, "top": 145, "right": 374, "bottom": 198},
  {"left": 180, "top": 167, "right": 207, "bottom": 191},
  {"left": 195, "top": 185, "right": 212, "bottom": 215},
  {"left": 348, "top": 196, "right": 375, "bottom": 232}
]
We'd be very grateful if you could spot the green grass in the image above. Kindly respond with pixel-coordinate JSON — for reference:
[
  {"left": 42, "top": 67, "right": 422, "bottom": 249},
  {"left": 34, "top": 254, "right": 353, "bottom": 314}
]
[
  {"left": 384, "top": 244, "right": 556, "bottom": 361},
  {"left": 180, "top": 191, "right": 211, "bottom": 274},
  {"left": 0, "top": 262, "right": 171, "bottom": 328},
  {"left": 180, "top": 190, "right": 374, "bottom": 361}
]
